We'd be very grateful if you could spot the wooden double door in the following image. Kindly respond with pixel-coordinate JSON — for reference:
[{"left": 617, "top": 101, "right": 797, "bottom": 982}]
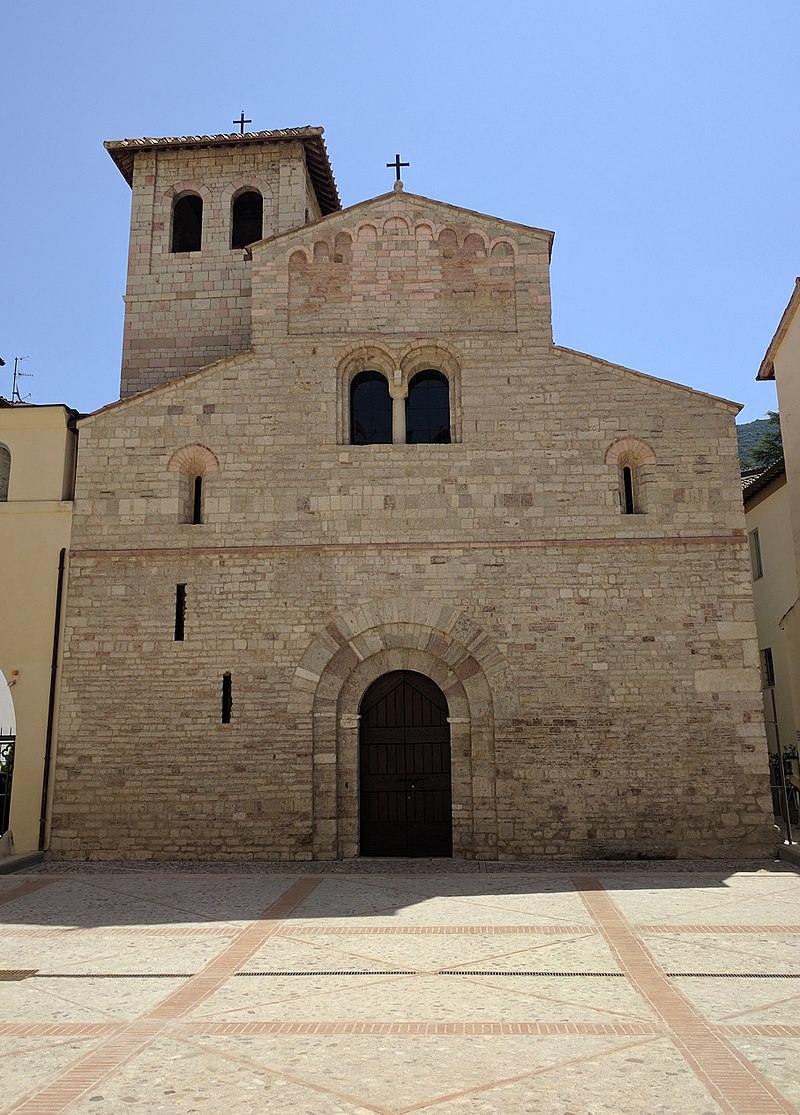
[{"left": 359, "top": 671, "right": 453, "bottom": 857}]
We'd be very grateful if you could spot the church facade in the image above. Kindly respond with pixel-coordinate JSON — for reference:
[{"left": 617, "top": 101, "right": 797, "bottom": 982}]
[{"left": 48, "top": 128, "right": 772, "bottom": 860}]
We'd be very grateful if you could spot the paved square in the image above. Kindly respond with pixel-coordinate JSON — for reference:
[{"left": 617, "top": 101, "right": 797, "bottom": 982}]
[{"left": 1, "top": 862, "right": 799, "bottom": 1113}]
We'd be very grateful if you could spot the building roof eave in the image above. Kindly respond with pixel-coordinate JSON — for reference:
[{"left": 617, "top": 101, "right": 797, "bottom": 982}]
[
  {"left": 104, "top": 127, "right": 341, "bottom": 215},
  {"left": 742, "top": 456, "right": 786, "bottom": 505},
  {"left": 757, "top": 278, "right": 800, "bottom": 381}
]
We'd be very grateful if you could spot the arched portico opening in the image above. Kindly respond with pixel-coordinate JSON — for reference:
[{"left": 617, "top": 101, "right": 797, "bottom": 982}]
[
  {"left": 359, "top": 670, "right": 452, "bottom": 857},
  {"left": 0, "top": 668, "right": 16, "bottom": 837}
]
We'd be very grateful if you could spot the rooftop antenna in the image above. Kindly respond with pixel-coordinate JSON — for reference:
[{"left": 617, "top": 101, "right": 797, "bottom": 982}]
[{"left": 11, "top": 356, "right": 32, "bottom": 403}]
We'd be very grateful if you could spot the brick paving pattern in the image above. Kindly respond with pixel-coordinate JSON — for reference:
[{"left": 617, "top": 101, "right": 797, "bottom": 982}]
[{"left": 0, "top": 864, "right": 798, "bottom": 1113}]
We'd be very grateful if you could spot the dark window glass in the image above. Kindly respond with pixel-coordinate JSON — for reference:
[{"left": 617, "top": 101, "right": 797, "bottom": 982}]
[
  {"left": 405, "top": 371, "right": 451, "bottom": 444},
  {"left": 174, "top": 584, "right": 186, "bottom": 642},
  {"left": 221, "top": 673, "right": 232, "bottom": 723},
  {"left": 760, "top": 648, "right": 775, "bottom": 689},
  {"left": 231, "top": 191, "right": 263, "bottom": 249},
  {"left": 350, "top": 372, "right": 392, "bottom": 445},
  {"left": 622, "top": 466, "right": 635, "bottom": 514},
  {"left": 192, "top": 476, "right": 203, "bottom": 524},
  {"left": 171, "top": 194, "right": 203, "bottom": 252}
]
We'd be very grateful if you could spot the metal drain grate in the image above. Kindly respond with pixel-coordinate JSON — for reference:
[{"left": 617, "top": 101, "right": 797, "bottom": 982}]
[
  {"left": 18, "top": 969, "right": 798, "bottom": 981},
  {"left": 237, "top": 969, "right": 625, "bottom": 978},
  {"left": 666, "top": 972, "right": 800, "bottom": 979},
  {"left": 237, "top": 970, "right": 416, "bottom": 977},
  {"left": 438, "top": 970, "right": 624, "bottom": 977}
]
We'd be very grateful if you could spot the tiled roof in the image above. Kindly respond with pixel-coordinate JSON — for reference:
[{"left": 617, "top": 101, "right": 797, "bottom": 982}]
[
  {"left": 742, "top": 457, "right": 786, "bottom": 503},
  {"left": 104, "top": 127, "right": 340, "bottom": 215}
]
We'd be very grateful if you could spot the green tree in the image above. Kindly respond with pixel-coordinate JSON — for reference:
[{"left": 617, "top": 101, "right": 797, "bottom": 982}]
[{"left": 748, "top": 411, "right": 783, "bottom": 469}]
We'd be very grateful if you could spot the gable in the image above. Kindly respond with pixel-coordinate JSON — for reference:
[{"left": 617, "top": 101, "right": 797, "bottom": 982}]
[
  {"left": 555, "top": 346, "right": 741, "bottom": 415},
  {"left": 250, "top": 191, "right": 554, "bottom": 341}
]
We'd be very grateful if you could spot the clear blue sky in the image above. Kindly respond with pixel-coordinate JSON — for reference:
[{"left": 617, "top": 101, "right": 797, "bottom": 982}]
[{"left": 2, "top": 0, "right": 796, "bottom": 421}]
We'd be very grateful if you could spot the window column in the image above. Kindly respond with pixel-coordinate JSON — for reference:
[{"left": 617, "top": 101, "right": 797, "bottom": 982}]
[
  {"left": 392, "top": 397, "right": 405, "bottom": 443},
  {"left": 389, "top": 375, "right": 407, "bottom": 444}
]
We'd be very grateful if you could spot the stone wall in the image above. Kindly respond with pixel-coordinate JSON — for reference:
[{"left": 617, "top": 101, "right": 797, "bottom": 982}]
[
  {"left": 50, "top": 193, "right": 773, "bottom": 860},
  {"left": 120, "top": 141, "right": 321, "bottom": 398}
]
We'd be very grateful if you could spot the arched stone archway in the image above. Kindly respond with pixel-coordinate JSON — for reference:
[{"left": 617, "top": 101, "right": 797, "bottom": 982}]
[{"left": 289, "top": 603, "right": 518, "bottom": 860}]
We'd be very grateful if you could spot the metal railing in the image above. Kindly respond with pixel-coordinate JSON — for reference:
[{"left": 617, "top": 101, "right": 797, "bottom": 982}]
[{"left": 0, "top": 734, "right": 14, "bottom": 835}]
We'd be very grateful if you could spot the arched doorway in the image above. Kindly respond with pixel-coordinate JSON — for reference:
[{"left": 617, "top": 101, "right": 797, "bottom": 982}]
[
  {"left": 0, "top": 669, "right": 16, "bottom": 837},
  {"left": 359, "top": 670, "right": 452, "bottom": 857}
]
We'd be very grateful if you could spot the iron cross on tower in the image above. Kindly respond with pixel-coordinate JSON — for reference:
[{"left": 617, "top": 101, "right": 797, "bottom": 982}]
[
  {"left": 233, "top": 111, "right": 252, "bottom": 134},
  {"left": 386, "top": 153, "right": 409, "bottom": 182}
]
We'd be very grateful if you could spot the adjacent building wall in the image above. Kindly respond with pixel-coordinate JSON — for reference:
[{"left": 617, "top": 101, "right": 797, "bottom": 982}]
[
  {"left": 0, "top": 405, "right": 76, "bottom": 853},
  {"left": 745, "top": 473, "right": 799, "bottom": 768},
  {"left": 756, "top": 281, "right": 800, "bottom": 754},
  {"left": 767, "top": 290, "right": 800, "bottom": 574}
]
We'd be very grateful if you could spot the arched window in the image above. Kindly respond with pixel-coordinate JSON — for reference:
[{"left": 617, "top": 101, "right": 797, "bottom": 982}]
[
  {"left": 604, "top": 437, "right": 656, "bottom": 515},
  {"left": 0, "top": 444, "right": 9, "bottom": 502},
  {"left": 171, "top": 194, "right": 203, "bottom": 253},
  {"left": 405, "top": 371, "right": 451, "bottom": 444},
  {"left": 167, "top": 443, "right": 219, "bottom": 523},
  {"left": 350, "top": 372, "right": 392, "bottom": 445},
  {"left": 231, "top": 190, "right": 263, "bottom": 249},
  {"left": 174, "top": 472, "right": 206, "bottom": 524}
]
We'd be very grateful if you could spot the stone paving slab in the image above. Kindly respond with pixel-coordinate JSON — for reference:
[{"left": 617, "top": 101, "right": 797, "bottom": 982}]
[
  {"left": 240, "top": 928, "right": 619, "bottom": 974},
  {"left": 727, "top": 1035, "right": 800, "bottom": 1110},
  {"left": 670, "top": 977, "right": 800, "bottom": 1026},
  {"left": 1, "top": 937, "right": 226, "bottom": 975},
  {"left": 0, "top": 1036, "right": 109, "bottom": 1112},
  {"left": 641, "top": 931, "right": 800, "bottom": 975},
  {"left": 0, "top": 977, "right": 190, "bottom": 1024},
  {"left": 0, "top": 862, "right": 797, "bottom": 1114}
]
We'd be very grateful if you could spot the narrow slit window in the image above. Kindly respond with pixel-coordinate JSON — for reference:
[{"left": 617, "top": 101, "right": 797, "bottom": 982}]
[
  {"left": 760, "top": 647, "right": 775, "bottom": 689},
  {"left": 749, "top": 529, "right": 763, "bottom": 579},
  {"left": 221, "top": 672, "right": 232, "bottom": 723},
  {"left": 174, "top": 584, "right": 186, "bottom": 641},
  {"left": 192, "top": 476, "right": 203, "bottom": 524},
  {"left": 622, "top": 466, "right": 635, "bottom": 514}
]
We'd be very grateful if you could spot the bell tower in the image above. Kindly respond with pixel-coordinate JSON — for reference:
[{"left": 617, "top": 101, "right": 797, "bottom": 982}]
[{"left": 106, "top": 127, "right": 340, "bottom": 398}]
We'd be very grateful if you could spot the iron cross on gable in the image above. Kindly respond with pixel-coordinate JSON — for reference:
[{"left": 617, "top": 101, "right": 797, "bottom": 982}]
[
  {"left": 386, "top": 153, "right": 409, "bottom": 182},
  {"left": 233, "top": 111, "right": 252, "bottom": 134}
]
